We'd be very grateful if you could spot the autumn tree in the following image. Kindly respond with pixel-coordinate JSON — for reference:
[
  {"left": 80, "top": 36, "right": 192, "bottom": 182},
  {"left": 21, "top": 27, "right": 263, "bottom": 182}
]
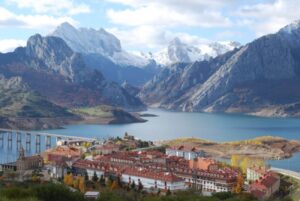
[
  {"left": 64, "top": 173, "right": 73, "bottom": 186},
  {"left": 79, "top": 176, "right": 86, "bottom": 193},
  {"left": 110, "top": 180, "right": 119, "bottom": 191},
  {"left": 233, "top": 173, "right": 244, "bottom": 193},
  {"left": 73, "top": 177, "right": 79, "bottom": 189}
]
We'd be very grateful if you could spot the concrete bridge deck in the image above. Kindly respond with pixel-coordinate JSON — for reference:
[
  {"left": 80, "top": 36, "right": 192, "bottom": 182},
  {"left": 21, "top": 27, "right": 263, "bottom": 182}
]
[{"left": 0, "top": 128, "right": 95, "bottom": 141}]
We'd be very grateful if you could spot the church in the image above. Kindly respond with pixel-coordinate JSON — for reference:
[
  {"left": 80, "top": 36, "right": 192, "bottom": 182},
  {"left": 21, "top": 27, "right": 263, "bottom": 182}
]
[{"left": 16, "top": 146, "right": 44, "bottom": 171}]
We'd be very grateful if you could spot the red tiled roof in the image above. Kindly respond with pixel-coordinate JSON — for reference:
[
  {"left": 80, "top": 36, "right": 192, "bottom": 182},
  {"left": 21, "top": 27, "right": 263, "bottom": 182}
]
[{"left": 123, "top": 167, "right": 184, "bottom": 182}]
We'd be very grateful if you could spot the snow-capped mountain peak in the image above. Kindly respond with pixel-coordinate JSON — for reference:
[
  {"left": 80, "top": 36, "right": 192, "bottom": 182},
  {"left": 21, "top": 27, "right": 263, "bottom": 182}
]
[
  {"left": 50, "top": 22, "right": 152, "bottom": 68},
  {"left": 148, "top": 38, "right": 241, "bottom": 66},
  {"left": 52, "top": 22, "right": 122, "bottom": 57}
]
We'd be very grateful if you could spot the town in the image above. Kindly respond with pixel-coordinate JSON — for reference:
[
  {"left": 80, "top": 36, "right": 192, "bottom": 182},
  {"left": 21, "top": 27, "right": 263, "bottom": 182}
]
[{"left": 0, "top": 132, "right": 289, "bottom": 201}]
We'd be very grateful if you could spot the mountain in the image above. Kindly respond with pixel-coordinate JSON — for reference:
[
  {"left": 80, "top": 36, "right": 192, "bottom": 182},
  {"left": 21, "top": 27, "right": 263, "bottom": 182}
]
[
  {"left": 0, "top": 75, "right": 76, "bottom": 130},
  {"left": 51, "top": 22, "right": 158, "bottom": 86},
  {"left": 121, "top": 80, "right": 140, "bottom": 97},
  {"left": 0, "top": 34, "right": 145, "bottom": 111},
  {"left": 139, "top": 20, "right": 300, "bottom": 117},
  {"left": 140, "top": 38, "right": 240, "bottom": 66}
]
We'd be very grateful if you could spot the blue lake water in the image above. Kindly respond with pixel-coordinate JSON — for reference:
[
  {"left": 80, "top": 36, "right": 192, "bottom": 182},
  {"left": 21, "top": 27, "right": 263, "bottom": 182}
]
[{"left": 1, "top": 109, "right": 300, "bottom": 171}]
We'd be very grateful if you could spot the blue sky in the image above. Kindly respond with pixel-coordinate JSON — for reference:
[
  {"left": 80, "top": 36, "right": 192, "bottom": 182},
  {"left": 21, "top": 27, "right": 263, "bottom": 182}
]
[{"left": 0, "top": 0, "right": 300, "bottom": 53}]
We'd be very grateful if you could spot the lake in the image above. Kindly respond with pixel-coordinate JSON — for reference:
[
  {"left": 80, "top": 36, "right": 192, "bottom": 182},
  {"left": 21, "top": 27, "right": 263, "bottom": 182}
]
[{"left": 1, "top": 109, "right": 300, "bottom": 171}]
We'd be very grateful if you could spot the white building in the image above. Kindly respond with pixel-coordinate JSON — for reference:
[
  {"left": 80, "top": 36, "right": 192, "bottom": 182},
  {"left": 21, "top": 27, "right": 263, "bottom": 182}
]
[
  {"left": 166, "top": 146, "right": 205, "bottom": 160},
  {"left": 247, "top": 166, "right": 268, "bottom": 182},
  {"left": 122, "top": 168, "right": 187, "bottom": 191},
  {"left": 175, "top": 169, "right": 237, "bottom": 193}
]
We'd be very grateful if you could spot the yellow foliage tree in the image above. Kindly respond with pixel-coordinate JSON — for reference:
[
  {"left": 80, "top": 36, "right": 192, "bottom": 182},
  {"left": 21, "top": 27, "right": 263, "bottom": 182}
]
[
  {"left": 78, "top": 176, "right": 86, "bottom": 193},
  {"left": 231, "top": 155, "right": 266, "bottom": 173},
  {"left": 73, "top": 177, "right": 79, "bottom": 189},
  {"left": 110, "top": 180, "right": 119, "bottom": 191},
  {"left": 64, "top": 173, "right": 73, "bottom": 186},
  {"left": 233, "top": 173, "right": 244, "bottom": 193},
  {"left": 231, "top": 155, "right": 240, "bottom": 168}
]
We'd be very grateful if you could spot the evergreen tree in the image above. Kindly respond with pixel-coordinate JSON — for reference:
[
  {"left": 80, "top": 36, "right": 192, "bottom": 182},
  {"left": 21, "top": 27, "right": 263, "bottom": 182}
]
[
  {"left": 138, "top": 180, "right": 143, "bottom": 192},
  {"left": 92, "top": 171, "right": 99, "bottom": 182},
  {"left": 131, "top": 180, "right": 136, "bottom": 190},
  {"left": 99, "top": 174, "right": 106, "bottom": 186},
  {"left": 166, "top": 188, "right": 171, "bottom": 196},
  {"left": 84, "top": 172, "right": 89, "bottom": 181}
]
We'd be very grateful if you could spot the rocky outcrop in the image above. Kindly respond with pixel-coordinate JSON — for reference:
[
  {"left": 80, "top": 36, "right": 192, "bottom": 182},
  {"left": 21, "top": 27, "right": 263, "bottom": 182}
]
[
  {"left": 0, "top": 34, "right": 145, "bottom": 110},
  {"left": 140, "top": 20, "right": 300, "bottom": 117}
]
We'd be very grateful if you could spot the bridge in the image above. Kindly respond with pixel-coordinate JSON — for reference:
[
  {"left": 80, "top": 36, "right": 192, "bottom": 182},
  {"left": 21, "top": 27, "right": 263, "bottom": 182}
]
[
  {"left": 0, "top": 128, "right": 96, "bottom": 154},
  {"left": 271, "top": 167, "right": 300, "bottom": 180}
]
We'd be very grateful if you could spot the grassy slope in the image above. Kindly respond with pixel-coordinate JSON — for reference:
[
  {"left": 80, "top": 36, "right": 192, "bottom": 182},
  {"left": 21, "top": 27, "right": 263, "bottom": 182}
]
[
  {"left": 71, "top": 105, "right": 146, "bottom": 124},
  {"left": 71, "top": 105, "right": 116, "bottom": 118}
]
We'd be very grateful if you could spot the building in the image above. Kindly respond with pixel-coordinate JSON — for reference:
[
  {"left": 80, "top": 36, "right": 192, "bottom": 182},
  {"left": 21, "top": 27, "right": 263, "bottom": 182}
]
[
  {"left": 72, "top": 159, "right": 107, "bottom": 180},
  {"left": 16, "top": 147, "right": 43, "bottom": 171},
  {"left": 189, "top": 158, "right": 218, "bottom": 171},
  {"left": 175, "top": 168, "right": 237, "bottom": 192},
  {"left": 247, "top": 166, "right": 269, "bottom": 182},
  {"left": 90, "top": 144, "right": 120, "bottom": 155},
  {"left": 121, "top": 167, "right": 187, "bottom": 191},
  {"left": 71, "top": 149, "right": 237, "bottom": 193},
  {"left": 166, "top": 146, "right": 205, "bottom": 160},
  {"left": 250, "top": 172, "right": 280, "bottom": 200},
  {"left": 124, "top": 132, "right": 135, "bottom": 141},
  {"left": 43, "top": 146, "right": 82, "bottom": 164}
]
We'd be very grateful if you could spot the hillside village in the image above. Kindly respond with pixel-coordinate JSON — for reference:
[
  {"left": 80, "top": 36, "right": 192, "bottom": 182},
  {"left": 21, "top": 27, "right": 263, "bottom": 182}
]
[{"left": 0, "top": 133, "right": 287, "bottom": 201}]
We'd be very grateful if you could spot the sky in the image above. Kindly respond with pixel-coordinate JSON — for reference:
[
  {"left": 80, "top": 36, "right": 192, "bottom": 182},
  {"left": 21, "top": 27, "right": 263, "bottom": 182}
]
[{"left": 0, "top": 0, "right": 300, "bottom": 53}]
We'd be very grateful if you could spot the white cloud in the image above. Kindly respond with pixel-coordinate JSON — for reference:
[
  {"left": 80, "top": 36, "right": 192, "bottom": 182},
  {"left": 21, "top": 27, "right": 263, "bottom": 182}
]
[
  {"left": 7, "top": 0, "right": 90, "bottom": 16},
  {"left": 106, "top": 0, "right": 233, "bottom": 28},
  {"left": 237, "top": 0, "right": 300, "bottom": 36},
  {"left": 107, "top": 26, "right": 210, "bottom": 51},
  {"left": 0, "top": 7, "right": 77, "bottom": 29},
  {"left": 0, "top": 39, "right": 26, "bottom": 53}
]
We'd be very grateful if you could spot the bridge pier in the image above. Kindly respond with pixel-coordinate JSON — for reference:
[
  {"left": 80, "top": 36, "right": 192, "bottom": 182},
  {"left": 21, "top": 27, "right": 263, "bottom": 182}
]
[
  {"left": 16, "top": 132, "right": 22, "bottom": 150},
  {"left": 45, "top": 136, "right": 51, "bottom": 150},
  {"left": 35, "top": 134, "right": 41, "bottom": 153},
  {"left": 7, "top": 132, "right": 12, "bottom": 149},
  {"left": 0, "top": 132, "right": 4, "bottom": 148},
  {"left": 26, "top": 133, "right": 31, "bottom": 152}
]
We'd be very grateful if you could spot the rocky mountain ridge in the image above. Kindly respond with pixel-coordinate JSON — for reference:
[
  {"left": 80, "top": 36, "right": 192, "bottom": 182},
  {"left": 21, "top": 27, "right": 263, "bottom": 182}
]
[
  {"left": 0, "top": 34, "right": 145, "bottom": 110},
  {"left": 139, "top": 20, "right": 300, "bottom": 117}
]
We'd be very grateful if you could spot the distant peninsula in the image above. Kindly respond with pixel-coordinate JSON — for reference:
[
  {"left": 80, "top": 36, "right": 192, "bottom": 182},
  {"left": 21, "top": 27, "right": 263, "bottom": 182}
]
[{"left": 158, "top": 136, "right": 300, "bottom": 160}]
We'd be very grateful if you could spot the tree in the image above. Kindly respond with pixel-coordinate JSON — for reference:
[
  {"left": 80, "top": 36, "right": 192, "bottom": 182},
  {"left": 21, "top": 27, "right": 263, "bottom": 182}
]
[
  {"left": 107, "top": 175, "right": 114, "bottom": 188},
  {"left": 78, "top": 176, "right": 86, "bottom": 193},
  {"left": 84, "top": 171, "right": 89, "bottom": 181},
  {"left": 99, "top": 174, "right": 106, "bottom": 186},
  {"left": 231, "top": 155, "right": 240, "bottom": 168},
  {"left": 110, "top": 180, "right": 119, "bottom": 190},
  {"left": 63, "top": 173, "right": 73, "bottom": 186},
  {"left": 92, "top": 171, "right": 99, "bottom": 182},
  {"left": 130, "top": 180, "right": 136, "bottom": 190},
  {"left": 166, "top": 189, "right": 171, "bottom": 196},
  {"left": 138, "top": 180, "right": 143, "bottom": 192},
  {"left": 73, "top": 178, "right": 79, "bottom": 189},
  {"left": 233, "top": 173, "right": 244, "bottom": 193}
]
